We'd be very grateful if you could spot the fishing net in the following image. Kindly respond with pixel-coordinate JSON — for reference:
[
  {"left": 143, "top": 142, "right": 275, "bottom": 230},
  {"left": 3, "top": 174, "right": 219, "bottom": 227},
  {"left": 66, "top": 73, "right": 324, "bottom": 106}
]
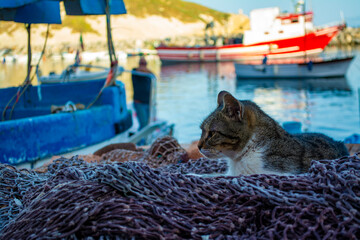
[
  {"left": 91, "top": 135, "right": 189, "bottom": 167},
  {"left": 0, "top": 136, "right": 359, "bottom": 239}
]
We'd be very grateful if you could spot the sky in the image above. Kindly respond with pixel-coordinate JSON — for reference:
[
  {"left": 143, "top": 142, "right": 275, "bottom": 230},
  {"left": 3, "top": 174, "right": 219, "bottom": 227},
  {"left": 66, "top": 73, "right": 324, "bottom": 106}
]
[{"left": 187, "top": 0, "right": 360, "bottom": 27}]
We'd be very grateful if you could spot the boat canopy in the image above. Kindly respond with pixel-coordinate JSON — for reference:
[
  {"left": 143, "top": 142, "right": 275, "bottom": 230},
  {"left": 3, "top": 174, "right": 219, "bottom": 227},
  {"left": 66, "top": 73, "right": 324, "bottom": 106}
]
[
  {"left": 0, "top": 0, "right": 40, "bottom": 8},
  {"left": 64, "top": 0, "right": 126, "bottom": 15},
  {"left": 0, "top": 0, "right": 61, "bottom": 23},
  {"left": 0, "top": 0, "right": 126, "bottom": 23}
]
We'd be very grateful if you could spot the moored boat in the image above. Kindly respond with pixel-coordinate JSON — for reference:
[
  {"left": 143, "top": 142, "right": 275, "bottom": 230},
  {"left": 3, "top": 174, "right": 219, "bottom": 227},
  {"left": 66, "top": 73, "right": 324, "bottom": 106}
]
[
  {"left": 156, "top": 3, "right": 345, "bottom": 63},
  {"left": 234, "top": 56, "right": 354, "bottom": 79},
  {"left": 39, "top": 50, "right": 129, "bottom": 84},
  {"left": 0, "top": 0, "right": 172, "bottom": 167},
  {"left": 0, "top": 79, "right": 132, "bottom": 165},
  {"left": 38, "top": 64, "right": 125, "bottom": 84}
]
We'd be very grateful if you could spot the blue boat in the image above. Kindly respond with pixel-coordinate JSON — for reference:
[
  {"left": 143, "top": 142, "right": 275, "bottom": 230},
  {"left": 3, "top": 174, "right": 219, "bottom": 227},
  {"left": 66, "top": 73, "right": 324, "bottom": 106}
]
[
  {"left": 0, "top": 80, "right": 132, "bottom": 164},
  {"left": 0, "top": 0, "right": 171, "bottom": 167}
]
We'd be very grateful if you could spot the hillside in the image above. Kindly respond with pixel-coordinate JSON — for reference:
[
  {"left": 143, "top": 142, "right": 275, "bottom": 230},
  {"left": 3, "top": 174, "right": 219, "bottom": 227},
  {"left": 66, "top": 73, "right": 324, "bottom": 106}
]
[
  {"left": 125, "top": 0, "right": 230, "bottom": 24},
  {"left": 0, "top": 0, "right": 249, "bottom": 53}
]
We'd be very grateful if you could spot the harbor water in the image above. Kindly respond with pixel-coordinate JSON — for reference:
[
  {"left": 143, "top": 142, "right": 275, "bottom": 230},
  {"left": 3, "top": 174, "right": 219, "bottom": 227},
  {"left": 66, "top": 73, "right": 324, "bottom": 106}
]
[
  {"left": 157, "top": 54, "right": 360, "bottom": 143},
  {"left": 1, "top": 48, "right": 360, "bottom": 144}
]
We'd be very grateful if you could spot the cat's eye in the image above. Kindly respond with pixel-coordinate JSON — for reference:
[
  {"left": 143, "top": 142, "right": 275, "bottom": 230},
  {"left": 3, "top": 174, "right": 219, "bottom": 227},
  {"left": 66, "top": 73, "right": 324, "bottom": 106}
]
[{"left": 208, "top": 131, "right": 217, "bottom": 138}]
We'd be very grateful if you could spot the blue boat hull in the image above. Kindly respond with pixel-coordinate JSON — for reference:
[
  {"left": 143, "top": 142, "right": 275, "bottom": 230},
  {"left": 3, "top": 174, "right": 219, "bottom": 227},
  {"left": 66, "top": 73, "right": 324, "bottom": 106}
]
[{"left": 0, "top": 80, "right": 132, "bottom": 165}]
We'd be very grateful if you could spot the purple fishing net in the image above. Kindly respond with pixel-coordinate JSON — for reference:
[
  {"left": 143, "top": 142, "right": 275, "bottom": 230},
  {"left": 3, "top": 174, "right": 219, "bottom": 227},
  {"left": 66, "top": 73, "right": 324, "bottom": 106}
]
[{"left": 0, "top": 153, "right": 359, "bottom": 239}]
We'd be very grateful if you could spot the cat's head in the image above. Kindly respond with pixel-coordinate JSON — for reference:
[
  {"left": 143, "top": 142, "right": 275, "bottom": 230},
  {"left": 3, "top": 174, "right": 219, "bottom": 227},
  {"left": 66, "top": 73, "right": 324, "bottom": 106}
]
[{"left": 198, "top": 91, "right": 255, "bottom": 159}]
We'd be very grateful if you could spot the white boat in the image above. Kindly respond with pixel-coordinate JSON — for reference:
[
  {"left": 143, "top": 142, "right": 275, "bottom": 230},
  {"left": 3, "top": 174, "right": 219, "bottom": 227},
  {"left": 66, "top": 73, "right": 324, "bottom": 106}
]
[
  {"left": 235, "top": 56, "right": 354, "bottom": 79},
  {"left": 81, "top": 51, "right": 127, "bottom": 62},
  {"left": 38, "top": 64, "right": 125, "bottom": 84},
  {"left": 40, "top": 50, "right": 128, "bottom": 84}
]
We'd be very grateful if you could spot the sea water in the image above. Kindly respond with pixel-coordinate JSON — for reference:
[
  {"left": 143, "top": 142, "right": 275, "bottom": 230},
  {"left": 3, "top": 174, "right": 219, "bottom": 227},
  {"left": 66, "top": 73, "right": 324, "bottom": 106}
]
[
  {"left": 156, "top": 49, "right": 360, "bottom": 143},
  {"left": 1, "top": 48, "right": 360, "bottom": 144}
]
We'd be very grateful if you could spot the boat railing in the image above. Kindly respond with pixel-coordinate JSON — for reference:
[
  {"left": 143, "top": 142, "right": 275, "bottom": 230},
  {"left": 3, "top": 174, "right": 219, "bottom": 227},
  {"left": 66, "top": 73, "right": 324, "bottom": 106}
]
[
  {"left": 36, "top": 63, "right": 125, "bottom": 84},
  {"left": 65, "top": 64, "right": 110, "bottom": 71},
  {"left": 314, "top": 21, "right": 346, "bottom": 31},
  {"left": 59, "top": 64, "right": 115, "bottom": 80}
]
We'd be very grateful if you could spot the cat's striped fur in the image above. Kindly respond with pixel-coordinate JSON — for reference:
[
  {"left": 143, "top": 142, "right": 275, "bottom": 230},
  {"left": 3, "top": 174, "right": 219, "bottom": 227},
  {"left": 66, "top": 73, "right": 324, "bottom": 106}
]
[{"left": 198, "top": 91, "right": 349, "bottom": 176}]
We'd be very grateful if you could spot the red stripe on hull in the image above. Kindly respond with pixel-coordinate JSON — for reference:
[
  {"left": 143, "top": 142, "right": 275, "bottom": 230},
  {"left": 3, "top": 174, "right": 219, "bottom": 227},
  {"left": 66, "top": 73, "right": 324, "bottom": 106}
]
[{"left": 156, "top": 25, "right": 341, "bottom": 62}]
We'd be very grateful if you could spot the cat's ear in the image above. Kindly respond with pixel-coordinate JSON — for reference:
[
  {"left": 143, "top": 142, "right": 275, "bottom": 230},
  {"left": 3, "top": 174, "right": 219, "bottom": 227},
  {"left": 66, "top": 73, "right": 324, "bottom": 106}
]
[
  {"left": 217, "top": 91, "right": 229, "bottom": 106},
  {"left": 222, "top": 93, "right": 244, "bottom": 121}
]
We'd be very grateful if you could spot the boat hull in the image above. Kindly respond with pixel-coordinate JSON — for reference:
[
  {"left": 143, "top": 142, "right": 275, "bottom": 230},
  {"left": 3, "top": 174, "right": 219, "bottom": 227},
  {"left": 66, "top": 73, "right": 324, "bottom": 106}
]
[
  {"left": 39, "top": 70, "right": 109, "bottom": 84},
  {"left": 235, "top": 57, "right": 354, "bottom": 79},
  {"left": 156, "top": 25, "right": 342, "bottom": 63},
  {"left": 0, "top": 80, "right": 132, "bottom": 165}
]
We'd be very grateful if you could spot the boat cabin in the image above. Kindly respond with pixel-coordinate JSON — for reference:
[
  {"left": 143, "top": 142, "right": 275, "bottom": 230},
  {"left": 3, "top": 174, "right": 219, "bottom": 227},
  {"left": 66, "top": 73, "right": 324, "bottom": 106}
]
[{"left": 243, "top": 7, "right": 314, "bottom": 45}]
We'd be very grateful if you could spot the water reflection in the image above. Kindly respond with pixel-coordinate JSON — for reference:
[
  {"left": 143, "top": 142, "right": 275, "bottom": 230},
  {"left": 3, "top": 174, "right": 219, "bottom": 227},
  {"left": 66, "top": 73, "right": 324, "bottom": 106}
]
[
  {"left": 236, "top": 78, "right": 351, "bottom": 92},
  {"left": 0, "top": 56, "right": 157, "bottom": 103},
  {"left": 158, "top": 61, "right": 359, "bottom": 143},
  {"left": 1, "top": 56, "right": 359, "bottom": 143},
  {"left": 234, "top": 77, "right": 354, "bottom": 136},
  {"left": 160, "top": 62, "right": 235, "bottom": 80}
]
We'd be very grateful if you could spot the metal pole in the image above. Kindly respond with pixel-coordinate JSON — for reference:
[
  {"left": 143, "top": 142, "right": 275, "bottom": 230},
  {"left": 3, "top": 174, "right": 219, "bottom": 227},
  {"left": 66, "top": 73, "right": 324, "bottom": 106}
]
[{"left": 150, "top": 74, "right": 156, "bottom": 123}]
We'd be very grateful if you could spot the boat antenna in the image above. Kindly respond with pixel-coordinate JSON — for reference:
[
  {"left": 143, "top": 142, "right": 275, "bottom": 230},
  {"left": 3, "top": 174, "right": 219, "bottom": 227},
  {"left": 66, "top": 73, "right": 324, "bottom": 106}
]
[
  {"left": 340, "top": 11, "right": 345, "bottom": 25},
  {"left": 302, "top": 0, "right": 307, "bottom": 62}
]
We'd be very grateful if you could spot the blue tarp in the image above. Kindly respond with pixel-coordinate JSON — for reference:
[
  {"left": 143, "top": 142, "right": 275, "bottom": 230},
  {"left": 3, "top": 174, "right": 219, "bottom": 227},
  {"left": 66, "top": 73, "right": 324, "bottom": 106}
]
[
  {"left": 0, "top": 0, "right": 39, "bottom": 8},
  {"left": 0, "top": 0, "right": 126, "bottom": 23},
  {"left": 0, "top": 0, "right": 61, "bottom": 23},
  {"left": 0, "top": 9, "right": 16, "bottom": 21},
  {"left": 65, "top": 0, "right": 126, "bottom": 15}
]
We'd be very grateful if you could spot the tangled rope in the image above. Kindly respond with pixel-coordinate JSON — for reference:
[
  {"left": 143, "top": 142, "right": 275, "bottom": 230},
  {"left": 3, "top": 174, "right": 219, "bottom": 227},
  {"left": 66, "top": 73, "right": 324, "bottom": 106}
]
[{"left": 0, "top": 137, "right": 359, "bottom": 239}]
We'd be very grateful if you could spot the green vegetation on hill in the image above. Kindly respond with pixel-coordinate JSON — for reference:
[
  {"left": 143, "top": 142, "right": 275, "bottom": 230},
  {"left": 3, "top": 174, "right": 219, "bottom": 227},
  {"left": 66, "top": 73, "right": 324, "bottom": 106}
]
[
  {"left": 0, "top": 22, "right": 22, "bottom": 35},
  {"left": 123, "top": 0, "right": 230, "bottom": 23},
  {"left": 52, "top": 15, "right": 100, "bottom": 35}
]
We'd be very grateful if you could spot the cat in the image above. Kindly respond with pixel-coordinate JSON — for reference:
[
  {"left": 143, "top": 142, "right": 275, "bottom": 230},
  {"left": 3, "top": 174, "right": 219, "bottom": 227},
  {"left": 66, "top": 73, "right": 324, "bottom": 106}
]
[{"left": 198, "top": 91, "right": 349, "bottom": 176}]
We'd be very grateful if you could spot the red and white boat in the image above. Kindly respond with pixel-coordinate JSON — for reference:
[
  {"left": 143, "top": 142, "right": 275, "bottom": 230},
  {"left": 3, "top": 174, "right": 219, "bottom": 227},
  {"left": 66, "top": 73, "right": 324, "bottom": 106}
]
[{"left": 156, "top": 6, "right": 345, "bottom": 63}]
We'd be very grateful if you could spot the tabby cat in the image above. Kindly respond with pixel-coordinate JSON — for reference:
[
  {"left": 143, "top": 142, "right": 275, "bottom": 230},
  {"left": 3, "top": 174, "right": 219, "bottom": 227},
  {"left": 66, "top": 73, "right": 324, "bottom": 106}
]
[{"left": 198, "top": 91, "right": 349, "bottom": 176}]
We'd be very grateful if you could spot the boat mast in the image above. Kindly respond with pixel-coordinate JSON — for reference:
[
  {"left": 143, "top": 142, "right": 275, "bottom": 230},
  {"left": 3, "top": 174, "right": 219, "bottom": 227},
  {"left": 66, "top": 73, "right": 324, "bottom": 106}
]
[
  {"left": 105, "top": 0, "right": 117, "bottom": 64},
  {"left": 25, "top": 23, "right": 32, "bottom": 84},
  {"left": 104, "top": 0, "right": 118, "bottom": 86}
]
